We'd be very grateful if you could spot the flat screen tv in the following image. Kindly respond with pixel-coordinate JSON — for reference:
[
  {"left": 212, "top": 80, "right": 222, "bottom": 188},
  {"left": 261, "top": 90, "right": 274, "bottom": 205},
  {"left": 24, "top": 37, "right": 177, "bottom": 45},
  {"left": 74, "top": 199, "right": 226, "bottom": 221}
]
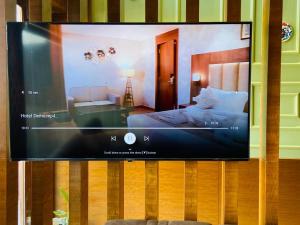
[{"left": 7, "top": 22, "right": 251, "bottom": 160}]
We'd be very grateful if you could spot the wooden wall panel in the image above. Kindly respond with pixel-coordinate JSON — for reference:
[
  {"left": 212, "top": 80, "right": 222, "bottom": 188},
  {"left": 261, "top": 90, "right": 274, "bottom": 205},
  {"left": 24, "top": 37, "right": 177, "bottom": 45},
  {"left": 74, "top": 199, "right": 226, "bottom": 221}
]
[
  {"left": 265, "top": 0, "right": 283, "bottom": 224},
  {"left": 88, "top": 162, "right": 107, "bottom": 225},
  {"left": 223, "top": 3, "right": 242, "bottom": 224},
  {"left": 279, "top": 160, "right": 300, "bottom": 225},
  {"left": 29, "top": 0, "right": 42, "bottom": 21},
  {"left": 67, "top": 0, "right": 80, "bottom": 22},
  {"left": 145, "top": 161, "right": 159, "bottom": 220},
  {"left": 31, "top": 162, "right": 55, "bottom": 225},
  {"left": 107, "top": 161, "right": 124, "bottom": 220},
  {"left": 159, "top": 161, "right": 185, "bottom": 220},
  {"left": 184, "top": 161, "right": 198, "bottom": 221},
  {"left": 197, "top": 162, "right": 222, "bottom": 225},
  {"left": 145, "top": 0, "right": 158, "bottom": 23},
  {"left": 0, "top": 1, "right": 18, "bottom": 225},
  {"left": 227, "top": 0, "right": 241, "bottom": 22},
  {"left": 224, "top": 163, "right": 238, "bottom": 224},
  {"left": 184, "top": 2, "right": 199, "bottom": 221},
  {"left": 186, "top": 0, "right": 199, "bottom": 22},
  {"left": 69, "top": 162, "right": 88, "bottom": 225},
  {"left": 108, "top": 0, "right": 120, "bottom": 22},
  {"left": 238, "top": 160, "right": 259, "bottom": 225},
  {"left": 54, "top": 162, "right": 69, "bottom": 212},
  {"left": 27, "top": 1, "right": 56, "bottom": 225},
  {"left": 124, "top": 161, "right": 145, "bottom": 219}
]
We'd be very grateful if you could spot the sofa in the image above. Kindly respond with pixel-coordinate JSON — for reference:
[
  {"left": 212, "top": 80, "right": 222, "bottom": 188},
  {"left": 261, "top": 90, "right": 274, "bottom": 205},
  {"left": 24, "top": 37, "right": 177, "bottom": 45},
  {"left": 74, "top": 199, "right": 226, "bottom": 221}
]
[
  {"left": 67, "top": 86, "right": 121, "bottom": 111},
  {"left": 105, "top": 220, "right": 211, "bottom": 225}
]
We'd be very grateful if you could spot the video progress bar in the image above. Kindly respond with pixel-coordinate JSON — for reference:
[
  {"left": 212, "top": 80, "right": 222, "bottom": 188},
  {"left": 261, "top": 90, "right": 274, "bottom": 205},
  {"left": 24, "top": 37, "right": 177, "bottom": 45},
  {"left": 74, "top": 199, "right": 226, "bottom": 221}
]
[{"left": 31, "top": 127, "right": 229, "bottom": 130}]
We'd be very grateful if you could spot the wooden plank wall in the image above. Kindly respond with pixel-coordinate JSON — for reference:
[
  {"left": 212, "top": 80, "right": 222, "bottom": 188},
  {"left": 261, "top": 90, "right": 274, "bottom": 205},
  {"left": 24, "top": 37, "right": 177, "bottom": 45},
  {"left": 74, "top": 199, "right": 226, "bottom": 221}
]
[
  {"left": 0, "top": 1, "right": 18, "bottom": 224},
  {"left": 1, "top": 1, "right": 299, "bottom": 225}
]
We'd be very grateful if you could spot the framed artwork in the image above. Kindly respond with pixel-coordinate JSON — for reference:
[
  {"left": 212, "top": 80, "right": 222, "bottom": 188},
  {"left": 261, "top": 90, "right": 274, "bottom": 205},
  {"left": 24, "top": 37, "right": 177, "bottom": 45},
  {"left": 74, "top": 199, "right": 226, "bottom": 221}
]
[{"left": 241, "top": 24, "right": 250, "bottom": 40}]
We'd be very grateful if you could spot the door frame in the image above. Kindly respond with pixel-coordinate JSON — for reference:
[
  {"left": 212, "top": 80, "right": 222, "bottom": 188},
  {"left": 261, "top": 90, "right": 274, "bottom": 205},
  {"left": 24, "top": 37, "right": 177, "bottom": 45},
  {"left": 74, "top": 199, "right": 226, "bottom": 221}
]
[{"left": 155, "top": 28, "right": 179, "bottom": 111}]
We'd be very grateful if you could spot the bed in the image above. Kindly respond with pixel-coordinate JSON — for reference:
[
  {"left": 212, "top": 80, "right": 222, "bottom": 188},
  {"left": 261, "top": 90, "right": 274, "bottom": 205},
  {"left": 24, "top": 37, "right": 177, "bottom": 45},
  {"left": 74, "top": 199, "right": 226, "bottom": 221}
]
[{"left": 127, "top": 62, "right": 249, "bottom": 154}]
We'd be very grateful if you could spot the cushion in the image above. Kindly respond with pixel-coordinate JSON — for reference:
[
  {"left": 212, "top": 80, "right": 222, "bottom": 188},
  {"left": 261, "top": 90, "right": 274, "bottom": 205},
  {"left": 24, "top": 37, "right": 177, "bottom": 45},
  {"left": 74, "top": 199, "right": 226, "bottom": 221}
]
[
  {"left": 222, "top": 63, "right": 239, "bottom": 91},
  {"left": 74, "top": 100, "right": 113, "bottom": 107},
  {"left": 193, "top": 88, "right": 218, "bottom": 109},
  {"left": 146, "top": 220, "right": 158, "bottom": 225},
  {"left": 208, "top": 64, "right": 222, "bottom": 89},
  {"left": 208, "top": 87, "right": 248, "bottom": 113},
  {"left": 90, "top": 86, "right": 109, "bottom": 101},
  {"left": 69, "top": 87, "right": 91, "bottom": 102},
  {"left": 169, "top": 221, "right": 211, "bottom": 225},
  {"left": 106, "top": 220, "right": 147, "bottom": 225},
  {"left": 238, "top": 62, "right": 249, "bottom": 92}
]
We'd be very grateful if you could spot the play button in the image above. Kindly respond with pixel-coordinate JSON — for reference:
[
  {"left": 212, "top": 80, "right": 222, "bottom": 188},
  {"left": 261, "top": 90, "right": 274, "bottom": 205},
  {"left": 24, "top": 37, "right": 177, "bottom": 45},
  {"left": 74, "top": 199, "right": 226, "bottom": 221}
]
[{"left": 124, "top": 132, "right": 136, "bottom": 145}]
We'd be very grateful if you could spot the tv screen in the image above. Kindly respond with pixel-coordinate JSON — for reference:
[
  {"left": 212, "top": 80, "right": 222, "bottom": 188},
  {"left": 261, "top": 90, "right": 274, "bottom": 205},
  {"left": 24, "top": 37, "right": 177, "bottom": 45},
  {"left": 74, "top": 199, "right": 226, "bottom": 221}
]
[{"left": 7, "top": 22, "right": 251, "bottom": 160}]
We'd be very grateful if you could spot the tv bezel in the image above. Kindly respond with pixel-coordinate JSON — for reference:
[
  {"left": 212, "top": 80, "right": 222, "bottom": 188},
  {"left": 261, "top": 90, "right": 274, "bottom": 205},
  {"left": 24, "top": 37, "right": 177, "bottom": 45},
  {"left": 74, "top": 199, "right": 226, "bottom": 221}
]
[{"left": 6, "top": 22, "right": 252, "bottom": 161}]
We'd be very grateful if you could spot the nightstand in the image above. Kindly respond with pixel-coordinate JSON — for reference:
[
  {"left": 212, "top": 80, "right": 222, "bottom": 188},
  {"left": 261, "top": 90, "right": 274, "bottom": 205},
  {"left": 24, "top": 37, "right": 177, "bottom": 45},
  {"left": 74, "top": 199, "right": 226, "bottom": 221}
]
[{"left": 178, "top": 102, "right": 197, "bottom": 109}]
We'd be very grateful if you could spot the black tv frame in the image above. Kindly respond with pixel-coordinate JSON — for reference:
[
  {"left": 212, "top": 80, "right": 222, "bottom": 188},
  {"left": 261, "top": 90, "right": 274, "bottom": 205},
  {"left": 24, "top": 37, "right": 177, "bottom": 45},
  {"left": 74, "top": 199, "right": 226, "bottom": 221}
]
[{"left": 6, "top": 22, "right": 252, "bottom": 161}]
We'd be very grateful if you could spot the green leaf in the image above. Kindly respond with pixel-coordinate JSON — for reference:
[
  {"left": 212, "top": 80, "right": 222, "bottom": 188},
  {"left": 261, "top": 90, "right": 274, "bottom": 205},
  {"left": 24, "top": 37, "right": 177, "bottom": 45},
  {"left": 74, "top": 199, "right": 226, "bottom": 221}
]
[
  {"left": 59, "top": 188, "right": 69, "bottom": 204},
  {"left": 53, "top": 210, "right": 67, "bottom": 218}
]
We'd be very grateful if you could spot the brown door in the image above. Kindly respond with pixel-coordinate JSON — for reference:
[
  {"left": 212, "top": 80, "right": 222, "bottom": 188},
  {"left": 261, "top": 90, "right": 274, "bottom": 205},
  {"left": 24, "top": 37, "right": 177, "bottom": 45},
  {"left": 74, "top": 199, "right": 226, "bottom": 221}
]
[{"left": 156, "top": 40, "right": 176, "bottom": 111}]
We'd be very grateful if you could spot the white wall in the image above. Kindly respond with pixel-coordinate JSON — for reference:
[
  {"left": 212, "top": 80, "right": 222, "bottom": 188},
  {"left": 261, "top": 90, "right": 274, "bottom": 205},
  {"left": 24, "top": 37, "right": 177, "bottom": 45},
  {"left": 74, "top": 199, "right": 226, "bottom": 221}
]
[
  {"left": 140, "top": 38, "right": 156, "bottom": 108},
  {"left": 177, "top": 24, "right": 250, "bottom": 104},
  {"left": 62, "top": 33, "right": 145, "bottom": 106},
  {"left": 61, "top": 24, "right": 250, "bottom": 108}
]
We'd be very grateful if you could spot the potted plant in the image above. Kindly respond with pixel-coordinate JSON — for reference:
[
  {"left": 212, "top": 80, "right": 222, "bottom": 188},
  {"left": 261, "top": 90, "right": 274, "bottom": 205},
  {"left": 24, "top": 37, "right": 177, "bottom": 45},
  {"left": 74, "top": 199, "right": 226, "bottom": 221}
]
[{"left": 52, "top": 188, "right": 69, "bottom": 225}]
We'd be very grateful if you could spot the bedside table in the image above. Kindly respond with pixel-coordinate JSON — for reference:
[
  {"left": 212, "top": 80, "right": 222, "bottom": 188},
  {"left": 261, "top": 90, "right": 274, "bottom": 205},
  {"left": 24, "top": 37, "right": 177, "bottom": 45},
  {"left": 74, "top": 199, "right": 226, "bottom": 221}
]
[{"left": 178, "top": 102, "right": 197, "bottom": 109}]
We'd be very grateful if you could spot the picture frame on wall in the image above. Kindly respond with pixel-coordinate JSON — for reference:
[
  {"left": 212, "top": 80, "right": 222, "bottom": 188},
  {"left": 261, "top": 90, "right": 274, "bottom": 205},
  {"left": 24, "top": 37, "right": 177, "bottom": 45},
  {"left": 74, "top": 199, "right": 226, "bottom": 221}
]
[{"left": 241, "top": 24, "right": 250, "bottom": 39}]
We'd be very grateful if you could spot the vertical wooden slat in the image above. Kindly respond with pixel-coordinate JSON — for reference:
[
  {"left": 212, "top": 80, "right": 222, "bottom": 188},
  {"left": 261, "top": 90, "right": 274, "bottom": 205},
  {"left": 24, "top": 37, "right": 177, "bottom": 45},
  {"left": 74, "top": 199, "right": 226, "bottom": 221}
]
[
  {"left": 67, "top": 0, "right": 80, "bottom": 22},
  {"left": 223, "top": 2, "right": 241, "bottom": 224},
  {"left": 31, "top": 163, "right": 55, "bottom": 225},
  {"left": 29, "top": 0, "right": 42, "bottom": 21},
  {"left": 184, "top": 161, "right": 198, "bottom": 221},
  {"left": 88, "top": 162, "right": 107, "bottom": 225},
  {"left": 184, "top": 1, "right": 199, "bottom": 221},
  {"left": 0, "top": 1, "right": 18, "bottom": 224},
  {"left": 145, "top": 161, "right": 159, "bottom": 220},
  {"left": 159, "top": 162, "right": 185, "bottom": 220},
  {"left": 54, "top": 162, "right": 69, "bottom": 214},
  {"left": 124, "top": 161, "right": 145, "bottom": 219},
  {"left": 107, "top": 0, "right": 120, "bottom": 22},
  {"left": 145, "top": 0, "right": 158, "bottom": 23},
  {"left": 279, "top": 160, "right": 300, "bottom": 224},
  {"left": 80, "top": 0, "right": 90, "bottom": 22},
  {"left": 42, "top": 0, "right": 52, "bottom": 21},
  {"left": 238, "top": 160, "right": 259, "bottom": 225},
  {"left": 198, "top": 162, "right": 223, "bottom": 225},
  {"left": 27, "top": 2, "right": 55, "bottom": 225},
  {"left": 67, "top": 2, "right": 89, "bottom": 223},
  {"left": 227, "top": 0, "right": 241, "bottom": 22},
  {"left": 107, "top": 161, "right": 124, "bottom": 220},
  {"left": 144, "top": 2, "right": 159, "bottom": 220},
  {"left": 224, "top": 163, "right": 239, "bottom": 224},
  {"left": 265, "top": 0, "right": 282, "bottom": 224},
  {"left": 186, "top": 0, "right": 199, "bottom": 22},
  {"left": 69, "top": 162, "right": 88, "bottom": 225}
]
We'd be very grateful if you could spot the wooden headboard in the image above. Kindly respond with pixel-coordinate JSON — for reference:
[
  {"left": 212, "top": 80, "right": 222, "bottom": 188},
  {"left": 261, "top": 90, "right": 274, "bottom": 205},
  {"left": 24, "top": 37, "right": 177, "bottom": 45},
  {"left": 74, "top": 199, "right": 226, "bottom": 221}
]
[{"left": 190, "top": 47, "right": 250, "bottom": 101}]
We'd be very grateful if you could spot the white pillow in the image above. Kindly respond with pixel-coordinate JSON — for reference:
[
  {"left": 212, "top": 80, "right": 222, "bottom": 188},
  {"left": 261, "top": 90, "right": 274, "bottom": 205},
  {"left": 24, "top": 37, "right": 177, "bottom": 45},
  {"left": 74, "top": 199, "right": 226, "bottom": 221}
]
[
  {"left": 193, "top": 88, "right": 218, "bottom": 109},
  {"left": 207, "top": 86, "right": 248, "bottom": 113}
]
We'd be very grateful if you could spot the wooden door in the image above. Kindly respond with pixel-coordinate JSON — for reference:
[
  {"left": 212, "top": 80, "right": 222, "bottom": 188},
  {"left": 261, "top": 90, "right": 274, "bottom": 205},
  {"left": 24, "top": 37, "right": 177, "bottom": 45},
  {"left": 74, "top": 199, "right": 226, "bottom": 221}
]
[{"left": 156, "top": 40, "right": 176, "bottom": 111}]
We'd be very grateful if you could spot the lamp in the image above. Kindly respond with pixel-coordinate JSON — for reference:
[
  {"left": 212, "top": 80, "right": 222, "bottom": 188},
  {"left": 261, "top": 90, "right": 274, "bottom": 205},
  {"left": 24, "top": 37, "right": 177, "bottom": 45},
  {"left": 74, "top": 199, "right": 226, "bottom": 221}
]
[
  {"left": 122, "top": 69, "right": 135, "bottom": 108},
  {"left": 122, "top": 69, "right": 135, "bottom": 78},
  {"left": 192, "top": 73, "right": 201, "bottom": 82}
]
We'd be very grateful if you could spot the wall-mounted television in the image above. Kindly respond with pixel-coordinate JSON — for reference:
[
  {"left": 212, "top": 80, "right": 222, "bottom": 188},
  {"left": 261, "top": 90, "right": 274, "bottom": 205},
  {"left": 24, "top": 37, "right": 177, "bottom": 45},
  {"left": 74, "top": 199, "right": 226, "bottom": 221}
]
[{"left": 7, "top": 22, "right": 251, "bottom": 160}]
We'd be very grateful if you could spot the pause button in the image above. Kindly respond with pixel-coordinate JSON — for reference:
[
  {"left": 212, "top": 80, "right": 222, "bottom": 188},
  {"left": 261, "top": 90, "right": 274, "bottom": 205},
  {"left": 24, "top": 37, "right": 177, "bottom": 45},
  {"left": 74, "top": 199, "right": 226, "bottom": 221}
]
[{"left": 124, "top": 132, "right": 136, "bottom": 145}]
